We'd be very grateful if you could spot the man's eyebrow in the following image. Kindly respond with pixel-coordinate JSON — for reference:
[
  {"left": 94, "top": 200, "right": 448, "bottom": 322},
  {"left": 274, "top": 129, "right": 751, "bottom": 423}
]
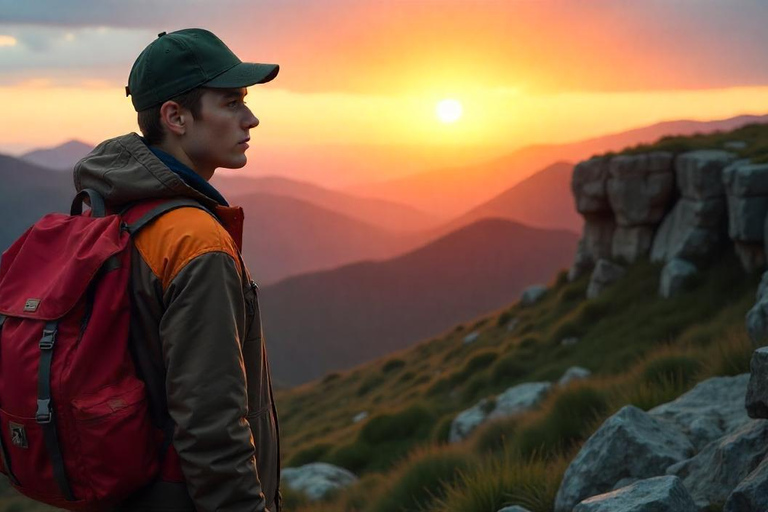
[{"left": 221, "top": 89, "right": 247, "bottom": 100}]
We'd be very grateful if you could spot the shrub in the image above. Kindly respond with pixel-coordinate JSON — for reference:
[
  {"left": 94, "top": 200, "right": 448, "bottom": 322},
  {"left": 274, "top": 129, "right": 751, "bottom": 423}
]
[
  {"left": 287, "top": 443, "right": 332, "bottom": 467},
  {"left": 472, "top": 416, "right": 518, "bottom": 454},
  {"left": 357, "top": 373, "right": 386, "bottom": 396},
  {"left": 398, "top": 371, "right": 416, "bottom": 383},
  {"left": 497, "top": 310, "right": 514, "bottom": 328},
  {"left": 490, "top": 354, "right": 527, "bottom": 386},
  {"left": 382, "top": 358, "right": 406, "bottom": 373},
  {"left": 322, "top": 372, "right": 341, "bottom": 384},
  {"left": 461, "top": 373, "right": 491, "bottom": 403},
  {"left": 361, "top": 405, "right": 435, "bottom": 444},
  {"left": 431, "top": 415, "right": 455, "bottom": 444},
  {"left": 701, "top": 328, "right": 753, "bottom": 377},
  {"left": 641, "top": 354, "right": 702, "bottom": 388},
  {"left": 513, "top": 385, "right": 609, "bottom": 458},
  {"left": 432, "top": 451, "right": 568, "bottom": 512},
  {"left": 367, "top": 446, "right": 475, "bottom": 512},
  {"left": 451, "top": 350, "right": 499, "bottom": 386},
  {"left": 324, "top": 440, "right": 375, "bottom": 474}
]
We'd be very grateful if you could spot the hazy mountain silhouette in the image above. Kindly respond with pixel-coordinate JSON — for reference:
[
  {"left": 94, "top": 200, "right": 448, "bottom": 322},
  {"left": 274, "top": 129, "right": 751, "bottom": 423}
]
[
  {"left": 216, "top": 174, "right": 441, "bottom": 233},
  {"left": 0, "top": 154, "right": 73, "bottom": 252},
  {"left": 346, "top": 114, "right": 768, "bottom": 217},
  {"left": 21, "top": 140, "right": 93, "bottom": 171},
  {"left": 260, "top": 218, "right": 579, "bottom": 385},
  {"left": 233, "top": 192, "right": 428, "bottom": 285}
]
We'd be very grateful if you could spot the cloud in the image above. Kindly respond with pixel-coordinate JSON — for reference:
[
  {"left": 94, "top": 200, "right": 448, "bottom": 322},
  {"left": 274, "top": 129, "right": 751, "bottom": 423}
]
[{"left": 0, "top": 1, "right": 767, "bottom": 95}]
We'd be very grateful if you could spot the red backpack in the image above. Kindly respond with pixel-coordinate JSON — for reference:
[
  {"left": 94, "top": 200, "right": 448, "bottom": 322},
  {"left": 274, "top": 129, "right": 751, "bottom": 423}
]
[{"left": 0, "top": 190, "right": 199, "bottom": 511}]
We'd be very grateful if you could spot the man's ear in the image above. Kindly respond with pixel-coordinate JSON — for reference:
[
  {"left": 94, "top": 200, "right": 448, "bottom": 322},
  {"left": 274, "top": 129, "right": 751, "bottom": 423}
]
[{"left": 159, "top": 100, "right": 186, "bottom": 136}]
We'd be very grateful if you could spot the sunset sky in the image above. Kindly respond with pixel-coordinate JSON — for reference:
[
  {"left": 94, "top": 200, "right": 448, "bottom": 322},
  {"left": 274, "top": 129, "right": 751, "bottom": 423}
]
[{"left": 2, "top": 0, "right": 768, "bottom": 187}]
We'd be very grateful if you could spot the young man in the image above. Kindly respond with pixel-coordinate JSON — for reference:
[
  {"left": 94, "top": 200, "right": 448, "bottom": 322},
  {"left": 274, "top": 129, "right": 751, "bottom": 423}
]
[{"left": 74, "top": 28, "right": 281, "bottom": 512}]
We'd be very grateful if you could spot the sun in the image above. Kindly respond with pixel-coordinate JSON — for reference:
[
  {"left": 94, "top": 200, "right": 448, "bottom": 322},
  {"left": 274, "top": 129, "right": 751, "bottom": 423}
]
[{"left": 436, "top": 99, "right": 463, "bottom": 123}]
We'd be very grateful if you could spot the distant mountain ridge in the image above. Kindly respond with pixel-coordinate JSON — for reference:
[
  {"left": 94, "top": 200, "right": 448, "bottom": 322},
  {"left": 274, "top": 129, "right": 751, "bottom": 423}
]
[
  {"left": 346, "top": 114, "right": 768, "bottom": 218},
  {"left": 261, "top": 218, "right": 579, "bottom": 385},
  {"left": 21, "top": 140, "right": 93, "bottom": 171}
]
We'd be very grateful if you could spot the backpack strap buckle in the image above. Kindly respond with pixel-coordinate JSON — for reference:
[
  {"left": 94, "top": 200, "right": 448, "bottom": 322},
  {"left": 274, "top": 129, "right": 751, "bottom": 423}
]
[
  {"left": 39, "top": 327, "right": 57, "bottom": 350},
  {"left": 35, "top": 399, "right": 52, "bottom": 424}
]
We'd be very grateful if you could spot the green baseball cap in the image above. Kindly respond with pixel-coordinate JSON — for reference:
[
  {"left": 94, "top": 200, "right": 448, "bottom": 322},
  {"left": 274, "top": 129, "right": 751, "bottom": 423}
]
[{"left": 126, "top": 28, "right": 279, "bottom": 112}]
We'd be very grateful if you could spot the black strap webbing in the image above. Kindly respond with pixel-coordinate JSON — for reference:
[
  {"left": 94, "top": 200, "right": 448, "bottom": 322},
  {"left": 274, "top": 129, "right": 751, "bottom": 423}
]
[
  {"left": 70, "top": 189, "right": 107, "bottom": 218},
  {"left": 0, "top": 315, "right": 19, "bottom": 486},
  {"left": 36, "top": 321, "right": 74, "bottom": 501},
  {"left": 125, "top": 198, "right": 211, "bottom": 236}
]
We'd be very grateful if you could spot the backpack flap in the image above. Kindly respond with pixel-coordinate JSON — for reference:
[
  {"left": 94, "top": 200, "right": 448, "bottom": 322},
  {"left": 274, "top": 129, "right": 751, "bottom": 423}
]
[{"left": 0, "top": 213, "right": 128, "bottom": 320}]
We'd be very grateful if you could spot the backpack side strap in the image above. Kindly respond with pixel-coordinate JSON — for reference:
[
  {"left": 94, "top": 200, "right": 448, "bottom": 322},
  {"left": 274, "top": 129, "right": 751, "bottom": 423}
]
[{"left": 71, "top": 189, "right": 107, "bottom": 218}]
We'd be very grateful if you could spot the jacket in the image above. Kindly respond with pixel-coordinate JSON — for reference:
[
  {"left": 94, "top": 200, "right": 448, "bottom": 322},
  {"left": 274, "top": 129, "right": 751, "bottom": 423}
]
[{"left": 73, "top": 133, "right": 281, "bottom": 512}]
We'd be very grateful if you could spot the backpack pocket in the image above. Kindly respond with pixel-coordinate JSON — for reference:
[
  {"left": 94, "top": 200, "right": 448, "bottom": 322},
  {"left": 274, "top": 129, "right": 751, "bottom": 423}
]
[
  {"left": 71, "top": 378, "right": 160, "bottom": 500},
  {"left": 0, "top": 407, "right": 62, "bottom": 497}
]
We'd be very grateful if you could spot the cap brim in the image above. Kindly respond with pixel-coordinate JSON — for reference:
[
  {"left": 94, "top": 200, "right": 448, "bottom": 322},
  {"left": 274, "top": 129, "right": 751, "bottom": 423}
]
[{"left": 205, "top": 62, "right": 279, "bottom": 88}]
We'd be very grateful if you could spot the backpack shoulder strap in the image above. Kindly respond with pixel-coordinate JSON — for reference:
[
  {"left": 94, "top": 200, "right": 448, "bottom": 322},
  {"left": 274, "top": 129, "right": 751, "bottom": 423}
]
[{"left": 122, "top": 198, "right": 213, "bottom": 236}]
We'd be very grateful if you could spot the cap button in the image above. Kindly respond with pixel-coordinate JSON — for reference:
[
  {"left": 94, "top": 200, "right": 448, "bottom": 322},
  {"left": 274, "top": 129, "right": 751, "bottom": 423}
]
[{"left": 157, "top": 31, "right": 167, "bottom": 38}]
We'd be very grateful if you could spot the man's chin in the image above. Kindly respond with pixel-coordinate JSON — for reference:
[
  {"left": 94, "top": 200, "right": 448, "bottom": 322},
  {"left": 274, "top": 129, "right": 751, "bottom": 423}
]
[{"left": 220, "top": 156, "right": 248, "bottom": 170}]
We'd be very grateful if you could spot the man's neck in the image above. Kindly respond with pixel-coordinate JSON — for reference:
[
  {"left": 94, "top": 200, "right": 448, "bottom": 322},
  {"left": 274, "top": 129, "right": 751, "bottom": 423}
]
[{"left": 153, "top": 141, "right": 214, "bottom": 181}]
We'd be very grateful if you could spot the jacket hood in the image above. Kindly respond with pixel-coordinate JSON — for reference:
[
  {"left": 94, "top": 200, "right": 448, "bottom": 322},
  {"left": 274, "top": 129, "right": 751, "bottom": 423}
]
[{"left": 74, "top": 132, "right": 219, "bottom": 209}]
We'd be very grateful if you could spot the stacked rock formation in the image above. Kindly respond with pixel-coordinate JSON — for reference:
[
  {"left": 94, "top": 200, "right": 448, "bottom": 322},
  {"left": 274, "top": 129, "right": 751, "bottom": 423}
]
[{"left": 569, "top": 149, "right": 744, "bottom": 298}]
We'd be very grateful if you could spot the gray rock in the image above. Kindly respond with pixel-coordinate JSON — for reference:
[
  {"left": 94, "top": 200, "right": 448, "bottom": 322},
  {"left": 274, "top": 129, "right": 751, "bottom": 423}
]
[
  {"left": 506, "top": 318, "right": 519, "bottom": 332},
  {"left": 612, "top": 478, "right": 640, "bottom": 491},
  {"left": 587, "top": 259, "right": 626, "bottom": 299},
  {"left": 573, "top": 476, "right": 697, "bottom": 512},
  {"left": 649, "top": 374, "right": 752, "bottom": 450},
  {"left": 724, "top": 454, "right": 768, "bottom": 512},
  {"left": 607, "top": 152, "right": 675, "bottom": 226},
  {"left": 569, "top": 238, "right": 595, "bottom": 281},
  {"left": 659, "top": 258, "right": 697, "bottom": 298},
  {"left": 612, "top": 225, "right": 655, "bottom": 263},
  {"left": 734, "top": 242, "right": 765, "bottom": 272},
  {"left": 726, "top": 195, "right": 768, "bottom": 242},
  {"left": 583, "top": 218, "right": 616, "bottom": 262},
  {"left": 573, "top": 157, "right": 612, "bottom": 215},
  {"left": 489, "top": 382, "right": 552, "bottom": 420},
  {"left": 746, "top": 348, "right": 768, "bottom": 418},
  {"left": 756, "top": 270, "right": 768, "bottom": 301},
  {"left": 554, "top": 406, "right": 694, "bottom": 512},
  {"left": 449, "top": 382, "right": 551, "bottom": 443},
  {"left": 558, "top": 366, "right": 591, "bottom": 386},
  {"left": 281, "top": 462, "right": 358, "bottom": 500},
  {"left": 561, "top": 337, "right": 579, "bottom": 347},
  {"left": 520, "top": 285, "right": 547, "bottom": 306},
  {"left": 724, "top": 140, "right": 748, "bottom": 150},
  {"left": 747, "top": 302, "right": 768, "bottom": 347},
  {"left": 676, "top": 150, "right": 736, "bottom": 200},
  {"left": 448, "top": 398, "right": 492, "bottom": 443},
  {"left": 666, "top": 420, "right": 768, "bottom": 509},
  {"left": 650, "top": 197, "right": 727, "bottom": 263},
  {"left": 352, "top": 411, "right": 369, "bottom": 423},
  {"left": 463, "top": 331, "right": 480, "bottom": 344},
  {"left": 722, "top": 161, "right": 768, "bottom": 197},
  {"left": 497, "top": 507, "right": 532, "bottom": 512}
]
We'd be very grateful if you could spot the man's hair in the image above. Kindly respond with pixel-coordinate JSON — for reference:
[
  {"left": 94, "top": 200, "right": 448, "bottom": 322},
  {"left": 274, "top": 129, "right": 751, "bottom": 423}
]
[{"left": 137, "top": 87, "right": 206, "bottom": 145}]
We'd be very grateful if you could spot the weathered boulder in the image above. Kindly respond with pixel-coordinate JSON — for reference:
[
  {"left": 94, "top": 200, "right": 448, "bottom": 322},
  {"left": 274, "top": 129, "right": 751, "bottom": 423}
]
[
  {"left": 676, "top": 150, "right": 736, "bottom": 200},
  {"left": 497, "top": 506, "right": 532, "bottom": 512},
  {"left": 659, "top": 258, "right": 697, "bottom": 298},
  {"left": 723, "top": 161, "right": 768, "bottom": 269},
  {"left": 449, "top": 382, "right": 551, "bottom": 443},
  {"left": 570, "top": 219, "right": 617, "bottom": 281},
  {"left": 488, "top": 382, "right": 552, "bottom": 420},
  {"left": 746, "top": 348, "right": 768, "bottom": 418},
  {"left": 648, "top": 373, "right": 752, "bottom": 450},
  {"left": 650, "top": 197, "right": 727, "bottom": 263},
  {"left": 573, "top": 156, "right": 612, "bottom": 214},
  {"left": 506, "top": 318, "right": 519, "bottom": 332},
  {"left": 724, "top": 454, "right": 768, "bottom": 512},
  {"left": 723, "top": 140, "right": 748, "bottom": 151},
  {"left": 449, "top": 398, "right": 493, "bottom": 443},
  {"left": 587, "top": 259, "right": 626, "bottom": 299},
  {"left": 281, "top": 462, "right": 358, "bottom": 500},
  {"left": 607, "top": 152, "right": 675, "bottom": 227},
  {"left": 666, "top": 419, "right": 768, "bottom": 509},
  {"left": 352, "top": 411, "right": 369, "bottom": 423},
  {"left": 558, "top": 366, "right": 592, "bottom": 386},
  {"left": 569, "top": 238, "right": 594, "bottom": 281},
  {"left": 561, "top": 337, "right": 579, "bottom": 347},
  {"left": 722, "top": 160, "right": 768, "bottom": 198},
  {"left": 520, "top": 285, "right": 547, "bottom": 306},
  {"left": 554, "top": 406, "right": 694, "bottom": 512},
  {"left": 734, "top": 242, "right": 765, "bottom": 273},
  {"left": 746, "top": 301, "right": 768, "bottom": 346},
  {"left": 573, "top": 476, "right": 697, "bottom": 512},
  {"left": 463, "top": 331, "right": 480, "bottom": 344},
  {"left": 612, "top": 226, "right": 655, "bottom": 263}
]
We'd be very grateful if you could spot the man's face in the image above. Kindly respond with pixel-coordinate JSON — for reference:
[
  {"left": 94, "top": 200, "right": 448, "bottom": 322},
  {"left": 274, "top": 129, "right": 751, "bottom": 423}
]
[{"left": 181, "top": 87, "right": 258, "bottom": 176}]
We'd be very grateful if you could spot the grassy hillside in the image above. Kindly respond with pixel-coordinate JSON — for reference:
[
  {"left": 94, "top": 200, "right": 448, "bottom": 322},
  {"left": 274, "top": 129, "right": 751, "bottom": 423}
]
[{"left": 275, "top": 250, "right": 756, "bottom": 512}]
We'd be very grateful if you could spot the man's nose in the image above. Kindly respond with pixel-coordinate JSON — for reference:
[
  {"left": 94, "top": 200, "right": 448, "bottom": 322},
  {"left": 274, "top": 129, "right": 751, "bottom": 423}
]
[{"left": 244, "top": 107, "right": 259, "bottom": 129}]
